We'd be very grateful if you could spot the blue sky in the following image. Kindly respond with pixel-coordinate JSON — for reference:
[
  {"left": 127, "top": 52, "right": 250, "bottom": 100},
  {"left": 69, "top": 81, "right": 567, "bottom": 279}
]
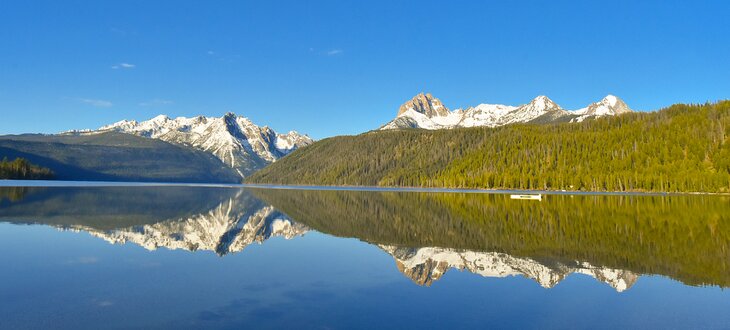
[{"left": 1, "top": 0, "right": 729, "bottom": 139}]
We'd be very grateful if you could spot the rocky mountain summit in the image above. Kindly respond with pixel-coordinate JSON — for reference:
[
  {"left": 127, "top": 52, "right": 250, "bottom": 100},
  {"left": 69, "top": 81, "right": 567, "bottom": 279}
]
[
  {"left": 381, "top": 93, "right": 633, "bottom": 130},
  {"left": 96, "top": 113, "right": 313, "bottom": 177},
  {"left": 397, "top": 92, "right": 450, "bottom": 117},
  {"left": 574, "top": 94, "right": 633, "bottom": 118}
]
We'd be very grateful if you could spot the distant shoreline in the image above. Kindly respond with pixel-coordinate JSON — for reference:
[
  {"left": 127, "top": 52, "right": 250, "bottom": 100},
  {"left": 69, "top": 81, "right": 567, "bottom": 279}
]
[
  {"left": 2, "top": 179, "right": 729, "bottom": 196},
  {"left": 0, "top": 179, "right": 241, "bottom": 188},
  {"left": 242, "top": 183, "right": 730, "bottom": 196}
]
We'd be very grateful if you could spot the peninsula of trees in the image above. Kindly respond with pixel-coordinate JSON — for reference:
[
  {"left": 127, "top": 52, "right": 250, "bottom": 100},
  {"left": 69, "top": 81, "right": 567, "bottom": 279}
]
[{"left": 0, "top": 157, "right": 54, "bottom": 180}]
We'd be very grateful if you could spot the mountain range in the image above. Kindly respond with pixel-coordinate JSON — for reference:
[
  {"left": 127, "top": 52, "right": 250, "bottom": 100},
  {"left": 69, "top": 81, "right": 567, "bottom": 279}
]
[
  {"left": 3, "top": 96, "right": 728, "bottom": 193},
  {"left": 0, "top": 112, "right": 312, "bottom": 182},
  {"left": 381, "top": 93, "right": 633, "bottom": 130},
  {"left": 94, "top": 112, "right": 313, "bottom": 177}
]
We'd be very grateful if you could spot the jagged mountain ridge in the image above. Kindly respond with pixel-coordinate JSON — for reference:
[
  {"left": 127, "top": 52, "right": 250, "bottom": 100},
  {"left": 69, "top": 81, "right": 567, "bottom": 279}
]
[
  {"left": 95, "top": 113, "right": 313, "bottom": 177},
  {"left": 381, "top": 245, "right": 638, "bottom": 292},
  {"left": 381, "top": 93, "right": 633, "bottom": 130}
]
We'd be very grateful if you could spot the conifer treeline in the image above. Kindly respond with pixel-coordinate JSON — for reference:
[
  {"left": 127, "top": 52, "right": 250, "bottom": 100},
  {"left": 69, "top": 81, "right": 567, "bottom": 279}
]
[
  {"left": 249, "top": 101, "right": 730, "bottom": 193},
  {"left": 0, "top": 157, "right": 54, "bottom": 180}
]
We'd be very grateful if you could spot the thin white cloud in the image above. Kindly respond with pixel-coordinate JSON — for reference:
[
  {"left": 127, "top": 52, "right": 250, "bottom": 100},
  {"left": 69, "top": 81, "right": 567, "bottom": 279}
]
[
  {"left": 206, "top": 50, "right": 239, "bottom": 63},
  {"left": 139, "top": 99, "right": 174, "bottom": 107},
  {"left": 97, "top": 300, "right": 114, "bottom": 307},
  {"left": 111, "top": 63, "right": 135, "bottom": 69},
  {"left": 78, "top": 98, "right": 113, "bottom": 108},
  {"left": 90, "top": 298, "right": 114, "bottom": 307},
  {"left": 326, "top": 49, "right": 343, "bottom": 56}
]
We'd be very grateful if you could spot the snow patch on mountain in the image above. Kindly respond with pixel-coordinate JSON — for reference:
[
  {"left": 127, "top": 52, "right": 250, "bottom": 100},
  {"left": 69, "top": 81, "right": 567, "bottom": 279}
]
[
  {"left": 458, "top": 104, "right": 518, "bottom": 127},
  {"left": 570, "top": 95, "right": 633, "bottom": 122}
]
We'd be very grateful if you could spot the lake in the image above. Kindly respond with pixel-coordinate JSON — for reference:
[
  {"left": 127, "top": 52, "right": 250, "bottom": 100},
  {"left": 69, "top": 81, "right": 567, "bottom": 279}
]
[{"left": 1, "top": 184, "right": 729, "bottom": 329}]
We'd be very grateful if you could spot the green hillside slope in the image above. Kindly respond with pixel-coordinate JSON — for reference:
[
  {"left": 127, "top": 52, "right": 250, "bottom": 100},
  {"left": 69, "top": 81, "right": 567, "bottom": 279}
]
[
  {"left": 0, "top": 132, "right": 240, "bottom": 183},
  {"left": 249, "top": 101, "right": 730, "bottom": 193}
]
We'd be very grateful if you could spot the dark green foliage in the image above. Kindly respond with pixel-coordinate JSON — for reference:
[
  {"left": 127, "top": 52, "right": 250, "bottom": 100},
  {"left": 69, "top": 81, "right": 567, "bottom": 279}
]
[
  {"left": 0, "top": 132, "right": 240, "bottom": 183},
  {"left": 249, "top": 101, "right": 730, "bottom": 193},
  {"left": 0, "top": 157, "right": 54, "bottom": 179},
  {"left": 254, "top": 188, "right": 730, "bottom": 288}
]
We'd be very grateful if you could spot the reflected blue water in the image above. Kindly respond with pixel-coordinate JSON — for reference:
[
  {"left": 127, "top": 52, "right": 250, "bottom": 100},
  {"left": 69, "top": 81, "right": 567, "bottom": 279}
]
[{"left": 0, "top": 185, "right": 729, "bottom": 329}]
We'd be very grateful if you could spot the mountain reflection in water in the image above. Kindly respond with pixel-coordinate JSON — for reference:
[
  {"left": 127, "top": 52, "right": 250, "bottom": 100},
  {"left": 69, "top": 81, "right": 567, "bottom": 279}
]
[{"left": 1, "top": 186, "right": 728, "bottom": 292}]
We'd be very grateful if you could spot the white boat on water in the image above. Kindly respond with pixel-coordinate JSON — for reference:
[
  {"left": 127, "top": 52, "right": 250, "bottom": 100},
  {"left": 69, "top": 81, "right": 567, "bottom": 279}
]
[{"left": 510, "top": 194, "right": 542, "bottom": 201}]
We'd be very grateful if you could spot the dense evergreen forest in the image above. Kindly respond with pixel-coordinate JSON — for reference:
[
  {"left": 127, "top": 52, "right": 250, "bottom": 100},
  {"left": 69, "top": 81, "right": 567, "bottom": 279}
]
[
  {"left": 249, "top": 101, "right": 730, "bottom": 193},
  {"left": 0, "top": 157, "right": 54, "bottom": 180}
]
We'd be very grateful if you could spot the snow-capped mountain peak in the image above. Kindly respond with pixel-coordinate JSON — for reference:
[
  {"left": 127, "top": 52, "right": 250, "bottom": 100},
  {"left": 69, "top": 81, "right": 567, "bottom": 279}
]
[
  {"left": 526, "top": 95, "right": 561, "bottom": 112},
  {"left": 96, "top": 113, "right": 313, "bottom": 177},
  {"left": 151, "top": 114, "right": 170, "bottom": 122},
  {"left": 592, "top": 94, "right": 632, "bottom": 115},
  {"left": 380, "top": 93, "right": 459, "bottom": 130},
  {"left": 572, "top": 95, "right": 633, "bottom": 118},
  {"left": 604, "top": 94, "right": 619, "bottom": 106},
  {"left": 502, "top": 95, "right": 566, "bottom": 122},
  {"left": 397, "top": 92, "right": 450, "bottom": 118}
]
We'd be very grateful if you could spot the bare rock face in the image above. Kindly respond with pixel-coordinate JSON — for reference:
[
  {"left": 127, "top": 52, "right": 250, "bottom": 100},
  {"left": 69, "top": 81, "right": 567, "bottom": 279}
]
[{"left": 397, "top": 93, "right": 450, "bottom": 118}]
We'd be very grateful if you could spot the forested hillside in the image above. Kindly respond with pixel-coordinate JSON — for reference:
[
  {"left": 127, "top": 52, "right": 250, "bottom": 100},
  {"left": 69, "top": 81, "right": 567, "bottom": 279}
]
[
  {"left": 0, "top": 132, "right": 241, "bottom": 183},
  {"left": 249, "top": 101, "right": 730, "bottom": 193}
]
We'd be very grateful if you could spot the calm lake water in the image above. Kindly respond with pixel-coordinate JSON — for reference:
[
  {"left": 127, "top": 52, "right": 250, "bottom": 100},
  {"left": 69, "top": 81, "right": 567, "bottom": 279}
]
[{"left": 1, "top": 184, "right": 729, "bottom": 329}]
